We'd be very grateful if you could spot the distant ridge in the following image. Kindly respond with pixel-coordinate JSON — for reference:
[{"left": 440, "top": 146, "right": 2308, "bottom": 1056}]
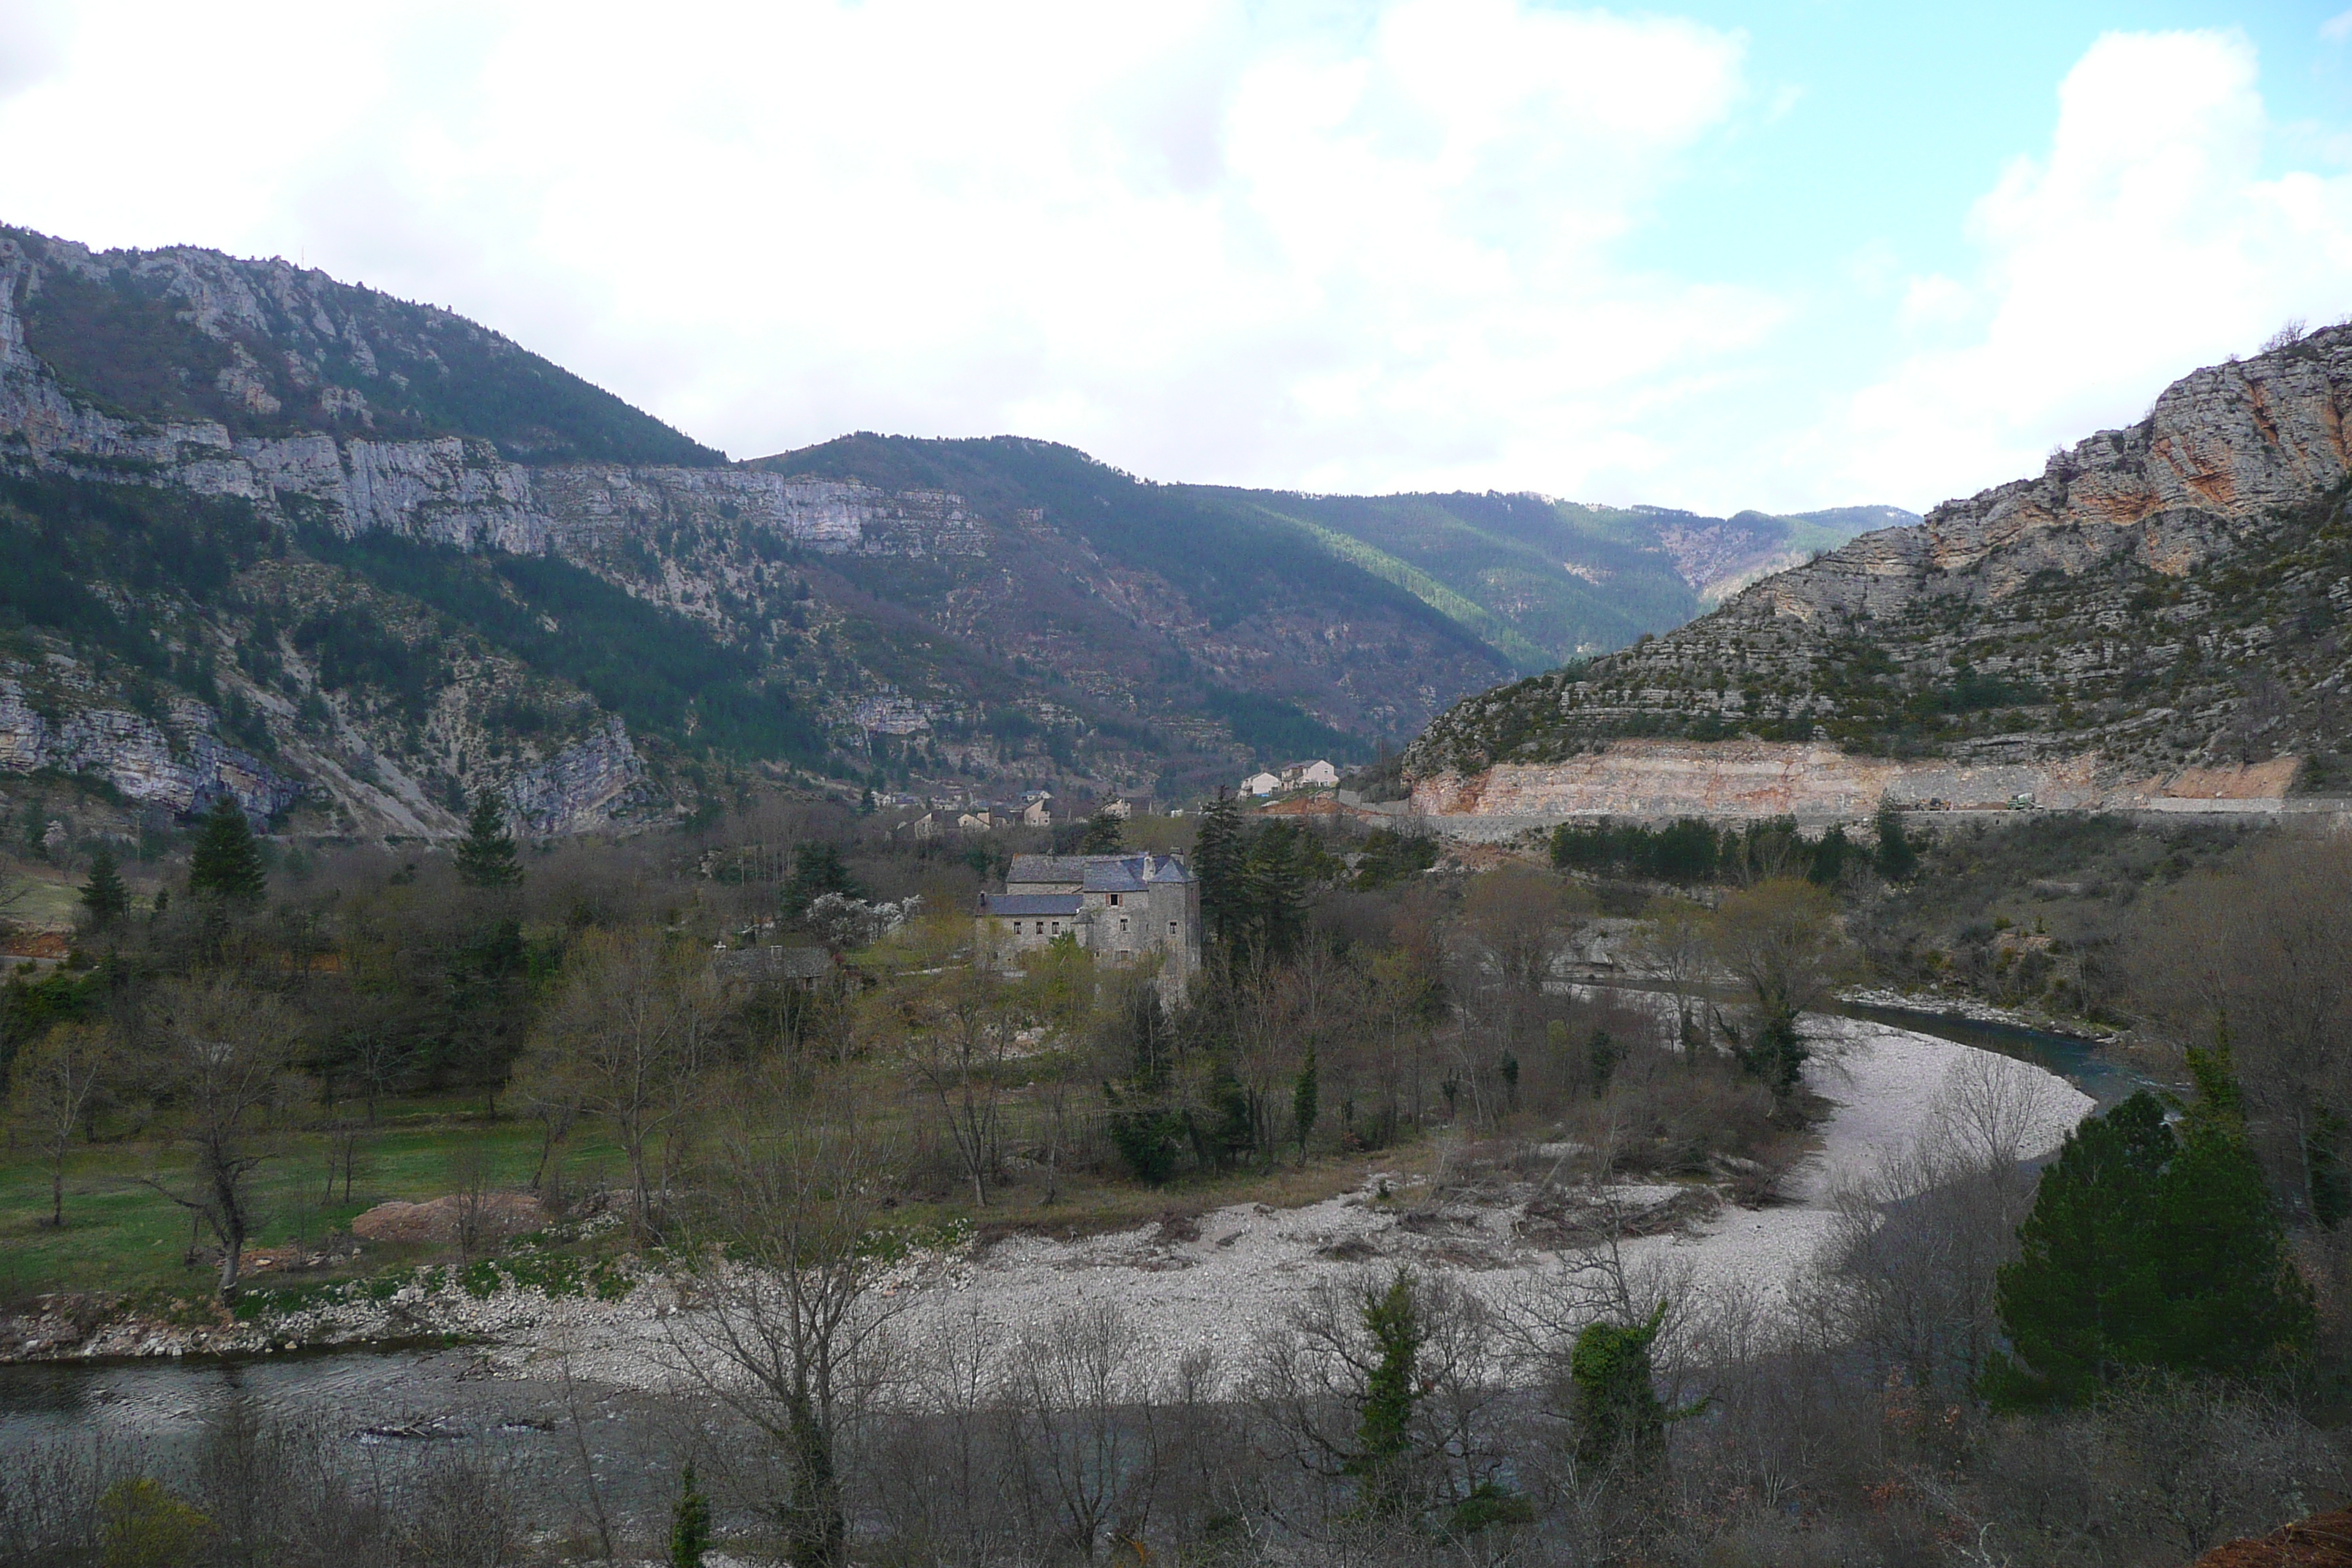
[{"left": 1409, "top": 321, "right": 2352, "bottom": 794}]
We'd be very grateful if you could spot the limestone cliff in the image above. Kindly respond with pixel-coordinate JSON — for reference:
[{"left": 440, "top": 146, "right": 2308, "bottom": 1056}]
[
  {"left": 0, "top": 222, "right": 1893, "bottom": 827},
  {"left": 1409, "top": 323, "right": 2352, "bottom": 813}
]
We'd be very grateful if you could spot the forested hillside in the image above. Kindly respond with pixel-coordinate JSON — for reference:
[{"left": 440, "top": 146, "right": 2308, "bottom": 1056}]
[{"left": 0, "top": 224, "right": 1893, "bottom": 832}]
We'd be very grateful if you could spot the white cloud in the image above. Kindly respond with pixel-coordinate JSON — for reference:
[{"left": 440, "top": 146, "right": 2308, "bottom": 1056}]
[
  {"left": 0, "top": 0, "right": 1772, "bottom": 499},
  {"left": 1833, "top": 29, "right": 2352, "bottom": 511},
  {"left": 1, "top": 9, "right": 2342, "bottom": 517},
  {"left": 2323, "top": 10, "right": 2352, "bottom": 45}
]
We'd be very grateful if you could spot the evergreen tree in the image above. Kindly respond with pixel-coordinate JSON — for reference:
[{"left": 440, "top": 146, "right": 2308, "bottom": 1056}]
[
  {"left": 1874, "top": 802, "right": 1918, "bottom": 880},
  {"left": 78, "top": 845, "right": 129, "bottom": 929},
  {"left": 669, "top": 1460, "right": 711, "bottom": 1568},
  {"left": 1293, "top": 1046, "right": 1319, "bottom": 1162},
  {"left": 1192, "top": 790, "right": 1248, "bottom": 948},
  {"left": 1570, "top": 1303, "right": 1677, "bottom": 1471},
  {"left": 1806, "top": 823, "right": 1853, "bottom": 886},
  {"left": 186, "top": 796, "right": 266, "bottom": 903},
  {"left": 1078, "top": 807, "right": 1126, "bottom": 853},
  {"left": 783, "top": 843, "right": 864, "bottom": 918},
  {"left": 1349, "top": 1270, "right": 1425, "bottom": 1517},
  {"left": 1243, "top": 823, "right": 1308, "bottom": 962},
  {"left": 1987, "top": 1050, "right": 2313, "bottom": 1407},
  {"left": 454, "top": 793, "right": 524, "bottom": 889}
]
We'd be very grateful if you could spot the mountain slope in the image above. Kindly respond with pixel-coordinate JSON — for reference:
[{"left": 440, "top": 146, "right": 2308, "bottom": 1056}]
[
  {"left": 1408, "top": 323, "right": 2352, "bottom": 796},
  {"left": 0, "top": 222, "right": 1901, "bottom": 832}
]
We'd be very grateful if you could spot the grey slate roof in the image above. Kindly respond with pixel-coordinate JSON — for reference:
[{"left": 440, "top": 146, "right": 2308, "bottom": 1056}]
[
  {"left": 1082, "top": 862, "right": 1148, "bottom": 894},
  {"left": 980, "top": 892, "right": 1083, "bottom": 916},
  {"left": 1006, "top": 855, "right": 1096, "bottom": 886},
  {"left": 1006, "top": 852, "right": 1193, "bottom": 894}
]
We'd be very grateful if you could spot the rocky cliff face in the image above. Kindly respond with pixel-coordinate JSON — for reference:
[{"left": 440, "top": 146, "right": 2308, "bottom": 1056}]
[
  {"left": 1409, "top": 324, "right": 2352, "bottom": 806},
  {"left": 0, "top": 679, "right": 301, "bottom": 819},
  {"left": 0, "top": 223, "right": 1898, "bottom": 831}
]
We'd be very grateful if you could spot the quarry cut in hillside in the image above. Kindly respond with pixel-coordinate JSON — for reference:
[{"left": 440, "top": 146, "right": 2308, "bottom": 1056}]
[
  {"left": 1406, "top": 741, "right": 2307, "bottom": 835},
  {"left": 1405, "top": 322, "right": 2352, "bottom": 824}
]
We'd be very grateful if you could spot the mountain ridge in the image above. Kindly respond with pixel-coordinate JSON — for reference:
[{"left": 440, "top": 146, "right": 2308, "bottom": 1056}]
[
  {"left": 0, "top": 222, "right": 1903, "bottom": 833},
  {"left": 1406, "top": 320, "right": 2352, "bottom": 810}
]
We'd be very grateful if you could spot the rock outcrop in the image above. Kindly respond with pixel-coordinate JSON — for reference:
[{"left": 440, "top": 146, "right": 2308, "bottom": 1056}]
[
  {"left": 0, "top": 680, "right": 301, "bottom": 818},
  {"left": 1407, "top": 740, "right": 2308, "bottom": 832},
  {"left": 1409, "top": 324, "right": 2352, "bottom": 815},
  {"left": 502, "top": 718, "right": 647, "bottom": 835}
]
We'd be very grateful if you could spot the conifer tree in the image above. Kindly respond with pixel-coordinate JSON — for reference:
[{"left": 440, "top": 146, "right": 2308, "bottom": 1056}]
[
  {"left": 79, "top": 845, "right": 129, "bottom": 929},
  {"left": 1192, "top": 789, "right": 1247, "bottom": 948},
  {"left": 1874, "top": 802, "right": 1918, "bottom": 880},
  {"left": 1349, "top": 1270, "right": 1425, "bottom": 1517},
  {"left": 1243, "top": 823, "right": 1308, "bottom": 961},
  {"left": 454, "top": 792, "right": 524, "bottom": 889},
  {"left": 669, "top": 1460, "right": 711, "bottom": 1568},
  {"left": 1078, "top": 807, "right": 1126, "bottom": 853},
  {"left": 1987, "top": 1045, "right": 2313, "bottom": 1406},
  {"left": 1570, "top": 1303, "right": 1676, "bottom": 1470},
  {"left": 187, "top": 796, "right": 267, "bottom": 903}
]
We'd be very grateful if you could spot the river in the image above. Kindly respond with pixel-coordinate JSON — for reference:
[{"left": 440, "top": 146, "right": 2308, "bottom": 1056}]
[{"left": 0, "top": 996, "right": 2134, "bottom": 1515}]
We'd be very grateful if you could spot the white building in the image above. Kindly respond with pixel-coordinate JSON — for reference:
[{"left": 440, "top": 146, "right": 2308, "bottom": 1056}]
[
  {"left": 1282, "top": 759, "right": 1341, "bottom": 789},
  {"left": 1242, "top": 770, "right": 1282, "bottom": 796}
]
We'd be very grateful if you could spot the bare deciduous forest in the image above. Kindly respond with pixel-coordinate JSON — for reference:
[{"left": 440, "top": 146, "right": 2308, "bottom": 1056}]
[{"left": 3, "top": 791, "right": 2350, "bottom": 1567}]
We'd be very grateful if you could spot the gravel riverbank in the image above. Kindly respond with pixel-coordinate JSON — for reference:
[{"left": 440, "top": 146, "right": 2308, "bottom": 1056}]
[{"left": 4, "top": 1017, "right": 2092, "bottom": 1387}]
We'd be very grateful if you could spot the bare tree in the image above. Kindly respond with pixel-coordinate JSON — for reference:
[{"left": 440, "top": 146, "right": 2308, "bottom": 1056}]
[
  {"left": 1705, "top": 878, "right": 1855, "bottom": 1101},
  {"left": 1629, "top": 897, "right": 1713, "bottom": 1056},
  {"left": 1802, "top": 1052, "right": 2048, "bottom": 1394},
  {"left": 2130, "top": 834, "right": 2352, "bottom": 1224},
  {"left": 519, "top": 930, "right": 719, "bottom": 1236},
  {"left": 870, "top": 1298, "right": 1019, "bottom": 1567},
  {"left": 1459, "top": 864, "right": 1592, "bottom": 997},
  {"left": 138, "top": 979, "right": 303, "bottom": 1296},
  {"left": 449, "top": 1141, "right": 494, "bottom": 1261},
  {"left": 1002, "top": 1303, "right": 1162, "bottom": 1559},
  {"left": 8, "top": 1022, "right": 112, "bottom": 1229},
  {"left": 669, "top": 1102, "right": 904, "bottom": 1568},
  {"left": 902, "top": 952, "right": 1014, "bottom": 1207}
]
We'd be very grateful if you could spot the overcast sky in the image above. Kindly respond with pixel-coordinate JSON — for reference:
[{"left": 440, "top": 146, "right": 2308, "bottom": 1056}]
[{"left": 1, "top": 1, "right": 2347, "bottom": 515}]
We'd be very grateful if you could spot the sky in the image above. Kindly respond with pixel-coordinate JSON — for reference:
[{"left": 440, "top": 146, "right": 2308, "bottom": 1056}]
[{"left": 0, "top": 1, "right": 2347, "bottom": 516}]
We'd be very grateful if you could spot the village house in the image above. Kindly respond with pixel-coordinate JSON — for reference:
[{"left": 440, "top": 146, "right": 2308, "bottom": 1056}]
[
  {"left": 1242, "top": 769, "right": 1282, "bottom": 796},
  {"left": 1022, "top": 796, "right": 1052, "bottom": 826},
  {"left": 976, "top": 851, "right": 1200, "bottom": 989},
  {"left": 1282, "top": 758, "right": 1341, "bottom": 789}
]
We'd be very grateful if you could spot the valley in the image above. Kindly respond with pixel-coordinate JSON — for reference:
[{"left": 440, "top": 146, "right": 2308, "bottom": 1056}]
[{"left": 0, "top": 225, "right": 1900, "bottom": 836}]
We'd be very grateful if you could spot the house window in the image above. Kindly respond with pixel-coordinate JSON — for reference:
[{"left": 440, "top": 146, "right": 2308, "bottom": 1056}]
[
  {"left": 1051, "top": 921, "right": 1061, "bottom": 935},
  {"left": 1118, "top": 917, "right": 1128, "bottom": 932},
  {"left": 1117, "top": 949, "right": 1132, "bottom": 962},
  {"left": 1169, "top": 921, "right": 1177, "bottom": 935},
  {"left": 1107, "top": 893, "right": 1121, "bottom": 907}
]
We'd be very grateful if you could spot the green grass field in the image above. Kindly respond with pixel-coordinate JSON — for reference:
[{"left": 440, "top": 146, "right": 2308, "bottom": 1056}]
[
  {"left": 0, "top": 1107, "right": 626, "bottom": 1301},
  {"left": 1, "top": 1066, "right": 1437, "bottom": 1305}
]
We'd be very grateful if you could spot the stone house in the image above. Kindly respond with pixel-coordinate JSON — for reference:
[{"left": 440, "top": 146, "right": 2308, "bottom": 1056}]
[
  {"left": 1282, "top": 759, "right": 1340, "bottom": 789},
  {"left": 1022, "top": 797, "right": 1052, "bottom": 826},
  {"left": 976, "top": 851, "right": 1200, "bottom": 986}
]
